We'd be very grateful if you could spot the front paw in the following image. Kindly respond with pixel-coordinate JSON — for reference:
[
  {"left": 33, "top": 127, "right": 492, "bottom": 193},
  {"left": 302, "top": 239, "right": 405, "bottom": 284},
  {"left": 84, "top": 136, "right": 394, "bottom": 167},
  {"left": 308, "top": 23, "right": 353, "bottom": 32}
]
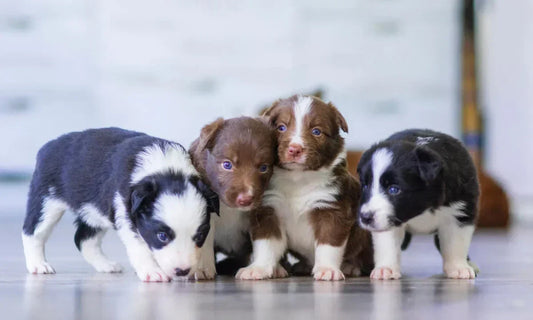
[
  {"left": 370, "top": 266, "right": 401, "bottom": 280},
  {"left": 94, "top": 261, "right": 123, "bottom": 273},
  {"left": 189, "top": 266, "right": 216, "bottom": 281},
  {"left": 313, "top": 266, "right": 345, "bottom": 281},
  {"left": 236, "top": 265, "right": 273, "bottom": 280},
  {"left": 273, "top": 264, "right": 289, "bottom": 278},
  {"left": 27, "top": 261, "right": 55, "bottom": 274},
  {"left": 341, "top": 263, "right": 362, "bottom": 277},
  {"left": 136, "top": 267, "right": 171, "bottom": 282},
  {"left": 444, "top": 262, "right": 476, "bottom": 279}
]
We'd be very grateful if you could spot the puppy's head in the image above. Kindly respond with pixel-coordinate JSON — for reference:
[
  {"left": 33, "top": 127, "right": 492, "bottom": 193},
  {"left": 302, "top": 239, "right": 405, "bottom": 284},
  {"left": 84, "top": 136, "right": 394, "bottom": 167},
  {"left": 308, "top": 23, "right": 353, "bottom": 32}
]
[
  {"left": 191, "top": 117, "right": 276, "bottom": 210},
  {"left": 357, "top": 142, "right": 445, "bottom": 232},
  {"left": 128, "top": 174, "right": 219, "bottom": 279},
  {"left": 262, "top": 95, "right": 348, "bottom": 171}
]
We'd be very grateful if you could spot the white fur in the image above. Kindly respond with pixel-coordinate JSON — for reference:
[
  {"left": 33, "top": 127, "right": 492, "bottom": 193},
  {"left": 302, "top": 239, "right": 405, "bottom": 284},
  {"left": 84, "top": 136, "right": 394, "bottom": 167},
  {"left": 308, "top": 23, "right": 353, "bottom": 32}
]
[
  {"left": 416, "top": 136, "right": 438, "bottom": 146},
  {"left": 236, "top": 237, "right": 288, "bottom": 280},
  {"left": 191, "top": 214, "right": 216, "bottom": 280},
  {"left": 360, "top": 148, "right": 394, "bottom": 231},
  {"left": 151, "top": 190, "right": 207, "bottom": 277},
  {"left": 290, "top": 95, "right": 313, "bottom": 147},
  {"left": 406, "top": 201, "right": 467, "bottom": 234},
  {"left": 22, "top": 196, "right": 68, "bottom": 274},
  {"left": 131, "top": 143, "right": 198, "bottom": 184},
  {"left": 313, "top": 243, "right": 346, "bottom": 281},
  {"left": 371, "top": 227, "right": 404, "bottom": 280},
  {"left": 114, "top": 192, "right": 171, "bottom": 282},
  {"left": 78, "top": 203, "right": 114, "bottom": 229},
  {"left": 80, "top": 230, "right": 122, "bottom": 273}
]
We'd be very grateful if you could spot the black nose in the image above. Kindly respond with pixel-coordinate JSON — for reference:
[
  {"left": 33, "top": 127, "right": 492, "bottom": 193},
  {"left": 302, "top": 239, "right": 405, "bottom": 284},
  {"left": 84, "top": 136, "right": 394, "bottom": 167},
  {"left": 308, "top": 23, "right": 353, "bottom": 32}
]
[
  {"left": 175, "top": 268, "right": 191, "bottom": 276},
  {"left": 360, "top": 211, "right": 374, "bottom": 225}
]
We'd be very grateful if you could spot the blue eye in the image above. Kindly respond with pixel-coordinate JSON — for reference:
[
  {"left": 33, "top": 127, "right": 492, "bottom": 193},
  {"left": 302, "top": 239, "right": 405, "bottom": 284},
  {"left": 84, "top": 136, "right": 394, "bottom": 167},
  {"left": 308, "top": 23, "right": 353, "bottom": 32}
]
[
  {"left": 312, "top": 128, "right": 321, "bottom": 136},
  {"left": 387, "top": 185, "right": 401, "bottom": 195},
  {"left": 157, "top": 232, "right": 169, "bottom": 243},
  {"left": 222, "top": 161, "right": 233, "bottom": 170},
  {"left": 362, "top": 184, "right": 369, "bottom": 191},
  {"left": 277, "top": 124, "right": 287, "bottom": 132},
  {"left": 259, "top": 164, "right": 268, "bottom": 173}
]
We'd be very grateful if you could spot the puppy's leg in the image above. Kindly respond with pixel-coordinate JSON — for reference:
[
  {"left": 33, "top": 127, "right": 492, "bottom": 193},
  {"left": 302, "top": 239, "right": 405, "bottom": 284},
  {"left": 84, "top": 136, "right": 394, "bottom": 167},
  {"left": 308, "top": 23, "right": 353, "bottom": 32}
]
[
  {"left": 370, "top": 226, "right": 404, "bottom": 280},
  {"left": 74, "top": 220, "right": 122, "bottom": 273},
  {"left": 310, "top": 209, "right": 351, "bottom": 281},
  {"left": 22, "top": 195, "right": 68, "bottom": 274},
  {"left": 438, "top": 219, "right": 476, "bottom": 279},
  {"left": 236, "top": 206, "right": 288, "bottom": 280},
  {"left": 190, "top": 215, "right": 216, "bottom": 280}
]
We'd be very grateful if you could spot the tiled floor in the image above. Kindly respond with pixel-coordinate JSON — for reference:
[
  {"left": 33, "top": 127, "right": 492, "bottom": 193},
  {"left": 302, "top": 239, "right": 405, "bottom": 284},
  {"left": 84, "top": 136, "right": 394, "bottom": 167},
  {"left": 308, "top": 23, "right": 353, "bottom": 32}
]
[{"left": 1, "top": 214, "right": 532, "bottom": 320}]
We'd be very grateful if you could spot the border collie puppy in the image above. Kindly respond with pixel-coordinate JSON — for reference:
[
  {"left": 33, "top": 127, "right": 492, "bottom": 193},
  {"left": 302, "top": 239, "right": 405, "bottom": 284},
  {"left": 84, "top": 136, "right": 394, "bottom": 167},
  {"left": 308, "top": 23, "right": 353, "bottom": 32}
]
[
  {"left": 189, "top": 117, "right": 276, "bottom": 275},
  {"left": 357, "top": 129, "right": 479, "bottom": 279},
  {"left": 22, "top": 128, "right": 219, "bottom": 282},
  {"left": 236, "top": 95, "right": 373, "bottom": 281}
]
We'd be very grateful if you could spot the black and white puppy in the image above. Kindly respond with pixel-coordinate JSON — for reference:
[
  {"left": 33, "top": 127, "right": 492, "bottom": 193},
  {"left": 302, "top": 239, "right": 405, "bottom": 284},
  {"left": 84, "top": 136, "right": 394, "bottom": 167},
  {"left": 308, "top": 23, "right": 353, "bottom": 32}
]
[
  {"left": 357, "top": 129, "right": 479, "bottom": 279},
  {"left": 22, "top": 128, "right": 219, "bottom": 282}
]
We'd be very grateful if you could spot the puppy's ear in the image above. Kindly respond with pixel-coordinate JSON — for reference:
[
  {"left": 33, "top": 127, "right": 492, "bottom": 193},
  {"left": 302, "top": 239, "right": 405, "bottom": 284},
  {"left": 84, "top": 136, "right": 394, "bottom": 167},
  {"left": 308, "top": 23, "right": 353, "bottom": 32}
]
[
  {"left": 261, "top": 100, "right": 282, "bottom": 126},
  {"left": 129, "top": 177, "right": 158, "bottom": 216},
  {"left": 193, "top": 178, "right": 220, "bottom": 216},
  {"left": 197, "top": 118, "right": 224, "bottom": 152},
  {"left": 328, "top": 102, "right": 348, "bottom": 133},
  {"left": 414, "top": 147, "right": 442, "bottom": 184}
]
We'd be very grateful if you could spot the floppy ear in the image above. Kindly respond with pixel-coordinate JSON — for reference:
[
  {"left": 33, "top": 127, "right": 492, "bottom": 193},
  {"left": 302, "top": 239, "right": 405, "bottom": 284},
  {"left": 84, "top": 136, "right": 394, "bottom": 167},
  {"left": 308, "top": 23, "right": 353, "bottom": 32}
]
[
  {"left": 260, "top": 100, "right": 281, "bottom": 126},
  {"left": 328, "top": 102, "right": 348, "bottom": 133},
  {"left": 129, "top": 177, "right": 158, "bottom": 216},
  {"left": 414, "top": 147, "right": 442, "bottom": 184},
  {"left": 194, "top": 179, "right": 220, "bottom": 216},
  {"left": 197, "top": 118, "right": 224, "bottom": 152}
]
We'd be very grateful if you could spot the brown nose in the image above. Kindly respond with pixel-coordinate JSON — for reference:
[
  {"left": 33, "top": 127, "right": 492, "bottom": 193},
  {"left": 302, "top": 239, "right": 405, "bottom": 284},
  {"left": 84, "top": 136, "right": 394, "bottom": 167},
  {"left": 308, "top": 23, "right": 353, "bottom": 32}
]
[
  {"left": 236, "top": 193, "right": 253, "bottom": 207},
  {"left": 287, "top": 143, "right": 303, "bottom": 158}
]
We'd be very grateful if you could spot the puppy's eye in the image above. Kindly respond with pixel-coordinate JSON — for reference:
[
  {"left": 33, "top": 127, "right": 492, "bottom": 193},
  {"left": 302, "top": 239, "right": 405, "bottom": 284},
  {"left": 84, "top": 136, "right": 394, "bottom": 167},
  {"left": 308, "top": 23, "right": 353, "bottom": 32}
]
[
  {"left": 362, "top": 184, "right": 369, "bottom": 191},
  {"left": 221, "top": 161, "right": 233, "bottom": 171},
  {"left": 259, "top": 164, "right": 268, "bottom": 173},
  {"left": 387, "top": 185, "right": 401, "bottom": 195},
  {"left": 157, "top": 232, "right": 170, "bottom": 243},
  {"left": 277, "top": 124, "right": 287, "bottom": 132},
  {"left": 311, "top": 128, "right": 321, "bottom": 136}
]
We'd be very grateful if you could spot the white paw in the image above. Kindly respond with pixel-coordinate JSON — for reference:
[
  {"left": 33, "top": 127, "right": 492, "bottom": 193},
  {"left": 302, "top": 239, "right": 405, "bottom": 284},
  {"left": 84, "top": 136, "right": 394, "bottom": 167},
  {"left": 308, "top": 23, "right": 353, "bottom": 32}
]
[
  {"left": 235, "top": 265, "right": 273, "bottom": 280},
  {"left": 370, "top": 266, "right": 401, "bottom": 280},
  {"left": 93, "top": 261, "right": 123, "bottom": 273},
  {"left": 189, "top": 266, "right": 216, "bottom": 281},
  {"left": 273, "top": 264, "right": 289, "bottom": 278},
  {"left": 27, "top": 261, "right": 55, "bottom": 274},
  {"left": 136, "top": 267, "right": 171, "bottom": 282},
  {"left": 313, "top": 266, "right": 345, "bottom": 281},
  {"left": 444, "top": 263, "right": 476, "bottom": 279}
]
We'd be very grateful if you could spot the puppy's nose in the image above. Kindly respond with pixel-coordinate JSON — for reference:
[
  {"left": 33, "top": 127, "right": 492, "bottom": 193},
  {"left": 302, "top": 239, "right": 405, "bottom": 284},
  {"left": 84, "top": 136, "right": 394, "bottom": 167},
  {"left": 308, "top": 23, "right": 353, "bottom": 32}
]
[
  {"left": 175, "top": 268, "right": 191, "bottom": 276},
  {"left": 287, "top": 143, "right": 303, "bottom": 158},
  {"left": 236, "top": 193, "right": 253, "bottom": 207},
  {"left": 360, "top": 211, "right": 374, "bottom": 225}
]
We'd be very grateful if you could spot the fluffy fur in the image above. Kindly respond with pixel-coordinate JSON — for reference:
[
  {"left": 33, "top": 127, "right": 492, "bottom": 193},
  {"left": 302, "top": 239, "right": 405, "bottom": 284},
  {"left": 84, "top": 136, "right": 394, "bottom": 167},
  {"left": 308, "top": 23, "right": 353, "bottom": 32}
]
[
  {"left": 22, "top": 128, "right": 219, "bottom": 282},
  {"left": 357, "top": 129, "right": 479, "bottom": 279}
]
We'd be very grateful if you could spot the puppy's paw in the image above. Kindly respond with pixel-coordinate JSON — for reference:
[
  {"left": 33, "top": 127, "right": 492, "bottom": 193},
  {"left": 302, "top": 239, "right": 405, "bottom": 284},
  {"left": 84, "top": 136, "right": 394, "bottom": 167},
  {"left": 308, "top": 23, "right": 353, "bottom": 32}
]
[
  {"left": 341, "top": 263, "right": 362, "bottom": 277},
  {"left": 235, "top": 265, "right": 273, "bottom": 280},
  {"left": 370, "top": 266, "right": 401, "bottom": 280},
  {"left": 273, "top": 264, "right": 289, "bottom": 278},
  {"left": 136, "top": 267, "right": 171, "bottom": 282},
  {"left": 190, "top": 266, "right": 216, "bottom": 281},
  {"left": 27, "top": 261, "right": 55, "bottom": 274},
  {"left": 444, "top": 263, "right": 476, "bottom": 279},
  {"left": 313, "top": 266, "right": 345, "bottom": 281},
  {"left": 94, "top": 261, "right": 123, "bottom": 273}
]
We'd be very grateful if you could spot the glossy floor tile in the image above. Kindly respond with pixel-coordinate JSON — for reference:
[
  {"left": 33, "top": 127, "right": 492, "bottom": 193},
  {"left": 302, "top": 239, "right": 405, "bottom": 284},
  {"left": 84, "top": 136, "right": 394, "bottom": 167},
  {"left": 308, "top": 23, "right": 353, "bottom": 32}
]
[{"left": 1, "top": 216, "right": 532, "bottom": 320}]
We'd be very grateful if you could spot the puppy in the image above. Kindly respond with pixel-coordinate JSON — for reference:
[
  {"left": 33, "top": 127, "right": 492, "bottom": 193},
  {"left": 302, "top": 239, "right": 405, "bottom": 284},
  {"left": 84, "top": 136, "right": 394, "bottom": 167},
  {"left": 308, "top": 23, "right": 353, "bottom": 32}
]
[
  {"left": 22, "top": 128, "right": 219, "bottom": 282},
  {"left": 236, "top": 95, "right": 373, "bottom": 281},
  {"left": 357, "top": 129, "right": 479, "bottom": 279},
  {"left": 189, "top": 117, "right": 276, "bottom": 274}
]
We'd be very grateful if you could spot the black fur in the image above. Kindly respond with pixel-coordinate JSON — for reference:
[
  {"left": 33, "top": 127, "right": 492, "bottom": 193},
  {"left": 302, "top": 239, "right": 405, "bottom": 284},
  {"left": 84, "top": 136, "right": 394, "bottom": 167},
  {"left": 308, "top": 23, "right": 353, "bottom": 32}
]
[
  {"left": 23, "top": 127, "right": 218, "bottom": 251},
  {"left": 358, "top": 129, "right": 479, "bottom": 227}
]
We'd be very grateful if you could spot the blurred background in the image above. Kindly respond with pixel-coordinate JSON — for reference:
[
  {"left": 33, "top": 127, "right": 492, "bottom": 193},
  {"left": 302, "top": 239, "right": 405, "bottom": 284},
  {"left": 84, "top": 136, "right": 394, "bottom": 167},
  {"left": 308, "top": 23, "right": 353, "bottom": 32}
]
[{"left": 0, "top": 0, "right": 531, "bottom": 225}]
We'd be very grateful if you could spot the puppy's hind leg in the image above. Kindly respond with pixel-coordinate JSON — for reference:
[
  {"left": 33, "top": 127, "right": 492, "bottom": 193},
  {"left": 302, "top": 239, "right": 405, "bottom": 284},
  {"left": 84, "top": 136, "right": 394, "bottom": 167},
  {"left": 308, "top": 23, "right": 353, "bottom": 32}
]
[
  {"left": 74, "top": 219, "right": 122, "bottom": 273},
  {"left": 22, "top": 194, "right": 68, "bottom": 274},
  {"left": 438, "top": 217, "right": 476, "bottom": 279}
]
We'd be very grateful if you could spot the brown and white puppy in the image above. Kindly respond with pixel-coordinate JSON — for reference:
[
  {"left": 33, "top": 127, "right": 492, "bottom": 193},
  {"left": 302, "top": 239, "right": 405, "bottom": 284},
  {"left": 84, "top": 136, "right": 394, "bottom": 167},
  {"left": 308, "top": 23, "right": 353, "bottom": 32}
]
[
  {"left": 236, "top": 95, "right": 373, "bottom": 281},
  {"left": 189, "top": 117, "right": 276, "bottom": 274}
]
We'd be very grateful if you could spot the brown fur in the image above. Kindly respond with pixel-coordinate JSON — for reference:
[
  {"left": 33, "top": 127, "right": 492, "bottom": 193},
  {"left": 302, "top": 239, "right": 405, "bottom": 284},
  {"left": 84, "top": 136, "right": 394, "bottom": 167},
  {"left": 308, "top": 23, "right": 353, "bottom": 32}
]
[
  {"left": 250, "top": 206, "right": 282, "bottom": 240},
  {"left": 189, "top": 117, "right": 276, "bottom": 209}
]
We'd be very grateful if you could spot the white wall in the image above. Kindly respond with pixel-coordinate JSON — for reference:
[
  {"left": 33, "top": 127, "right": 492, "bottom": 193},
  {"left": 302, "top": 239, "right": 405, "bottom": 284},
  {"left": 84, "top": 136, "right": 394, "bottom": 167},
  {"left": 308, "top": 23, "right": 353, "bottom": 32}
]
[{"left": 0, "top": 0, "right": 461, "bottom": 172}]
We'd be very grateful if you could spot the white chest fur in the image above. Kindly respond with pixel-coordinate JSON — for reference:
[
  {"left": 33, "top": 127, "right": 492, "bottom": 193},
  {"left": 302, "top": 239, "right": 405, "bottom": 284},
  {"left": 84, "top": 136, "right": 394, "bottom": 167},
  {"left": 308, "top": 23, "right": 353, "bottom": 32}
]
[
  {"left": 214, "top": 203, "right": 250, "bottom": 254},
  {"left": 262, "top": 166, "right": 339, "bottom": 262},
  {"left": 405, "top": 201, "right": 467, "bottom": 234}
]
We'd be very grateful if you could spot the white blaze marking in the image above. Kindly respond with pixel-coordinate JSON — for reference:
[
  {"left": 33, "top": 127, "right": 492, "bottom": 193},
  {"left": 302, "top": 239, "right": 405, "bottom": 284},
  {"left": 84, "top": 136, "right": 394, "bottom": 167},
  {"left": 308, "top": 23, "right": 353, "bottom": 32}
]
[{"left": 290, "top": 95, "right": 313, "bottom": 146}]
